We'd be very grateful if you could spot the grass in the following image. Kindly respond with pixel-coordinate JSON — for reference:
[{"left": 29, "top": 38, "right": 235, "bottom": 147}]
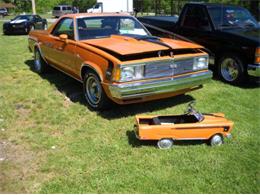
[{"left": 0, "top": 21, "right": 259, "bottom": 193}]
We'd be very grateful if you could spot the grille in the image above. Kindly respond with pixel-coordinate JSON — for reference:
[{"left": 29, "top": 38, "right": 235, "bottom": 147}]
[
  {"left": 144, "top": 58, "right": 194, "bottom": 79},
  {"left": 174, "top": 58, "right": 194, "bottom": 75},
  {"left": 144, "top": 59, "right": 173, "bottom": 78}
]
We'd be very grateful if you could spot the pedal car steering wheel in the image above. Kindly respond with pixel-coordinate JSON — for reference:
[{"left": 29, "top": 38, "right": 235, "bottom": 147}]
[{"left": 186, "top": 101, "right": 204, "bottom": 122}]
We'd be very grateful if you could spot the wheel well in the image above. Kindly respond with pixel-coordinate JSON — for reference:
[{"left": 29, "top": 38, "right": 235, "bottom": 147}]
[
  {"left": 216, "top": 51, "right": 247, "bottom": 66},
  {"left": 210, "top": 133, "right": 223, "bottom": 140},
  {"left": 81, "top": 65, "right": 101, "bottom": 81}
]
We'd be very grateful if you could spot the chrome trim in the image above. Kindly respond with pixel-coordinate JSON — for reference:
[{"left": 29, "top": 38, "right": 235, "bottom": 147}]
[
  {"left": 248, "top": 64, "right": 260, "bottom": 77},
  {"left": 118, "top": 55, "right": 209, "bottom": 82},
  {"left": 226, "top": 133, "right": 232, "bottom": 139},
  {"left": 109, "top": 70, "right": 212, "bottom": 99}
]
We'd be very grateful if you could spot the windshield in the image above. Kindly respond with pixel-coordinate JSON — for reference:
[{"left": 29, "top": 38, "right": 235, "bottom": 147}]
[
  {"left": 208, "top": 6, "right": 259, "bottom": 29},
  {"left": 13, "top": 15, "right": 32, "bottom": 21},
  {"left": 77, "top": 16, "right": 149, "bottom": 40}
]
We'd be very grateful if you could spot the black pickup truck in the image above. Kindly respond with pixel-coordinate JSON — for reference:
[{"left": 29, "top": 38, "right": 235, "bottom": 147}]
[{"left": 138, "top": 3, "right": 260, "bottom": 84}]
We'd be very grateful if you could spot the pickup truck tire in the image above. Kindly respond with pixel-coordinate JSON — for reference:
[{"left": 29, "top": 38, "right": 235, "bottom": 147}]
[
  {"left": 218, "top": 54, "right": 246, "bottom": 84},
  {"left": 83, "top": 71, "right": 111, "bottom": 110},
  {"left": 34, "top": 48, "right": 49, "bottom": 74},
  {"left": 157, "top": 138, "right": 174, "bottom": 149}
]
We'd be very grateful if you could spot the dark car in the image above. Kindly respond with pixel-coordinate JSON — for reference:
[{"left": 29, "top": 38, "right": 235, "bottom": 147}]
[
  {"left": 3, "top": 14, "right": 48, "bottom": 35},
  {"left": 139, "top": 3, "right": 260, "bottom": 84}
]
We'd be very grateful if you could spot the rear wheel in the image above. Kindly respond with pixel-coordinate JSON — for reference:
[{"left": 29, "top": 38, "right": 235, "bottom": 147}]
[
  {"left": 218, "top": 54, "right": 246, "bottom": 84},
  {"left": 34, "top": 48, "right": 48, "bottom": 74},
  {"left": 157, "top": 138, "right": 173, "bottom": 149},
  {"left": 210, "top": 134, "right": 223, "bottom": 146},
  {"left": 43, "top": 23, "right": 48, "bottom": 30},
  {"left": 83, "top": 71, "right": 111, "bottom": 110}
]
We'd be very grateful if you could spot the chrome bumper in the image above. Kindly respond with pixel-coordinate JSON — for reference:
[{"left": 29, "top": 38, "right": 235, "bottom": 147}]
[
  {"left": 109, "top": 71, "right": 212, "bottom": 99},
  {"left": 248, "top": 64, "right": 260, "bottom": 77},
  {"left": 226, "top": 133, "right": 232, "bottom": 139}
]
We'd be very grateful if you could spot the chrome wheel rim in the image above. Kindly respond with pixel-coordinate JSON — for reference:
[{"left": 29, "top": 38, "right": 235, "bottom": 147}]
[
  {"left": 85, "top": 75, "right": 101, "bottom": 106},
  {"left": 34, "top": 51, "right": 41, "bottom": 72},
  {"left": 157, "top": 139, "right": 173, "bottom": 149},
  {"left": 211, "top": 135, "right": 223, "bottom": 146},
  {"left": 221, "top": 58, "right": 239, "bottom": 82}
]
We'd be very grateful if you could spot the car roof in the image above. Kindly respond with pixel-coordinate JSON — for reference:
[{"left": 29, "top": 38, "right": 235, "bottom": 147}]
[{"left": 63, "top": 12, "right": 131, "bottom": 18}]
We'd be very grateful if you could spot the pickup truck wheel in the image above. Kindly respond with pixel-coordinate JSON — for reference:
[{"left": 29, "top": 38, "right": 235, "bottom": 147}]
[
  {"left": 83, "top": 71, "right": 111, "bottom": 110},
  {"left": 157, "top": 138, "right": 173, "bottom": 149},
  {"left": 218, "top": 54, "right": 245, "bottom": 84},
  {"left": 210, "top": 134, "right": 223, "bottom": 146},
  {"left": 34, "top": 49, "right": 48, "bottom": 74}
]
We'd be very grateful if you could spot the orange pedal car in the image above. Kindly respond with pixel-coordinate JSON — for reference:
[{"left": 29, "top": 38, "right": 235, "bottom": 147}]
[{"left": 134, "top": 102, "right": 234, "bottom": 149}]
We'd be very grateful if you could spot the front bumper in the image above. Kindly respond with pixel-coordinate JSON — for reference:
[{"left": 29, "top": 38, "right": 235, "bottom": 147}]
[
  {"left": 109, "top": 71, "right": 212, "bottom": 99},
  {"left": 3, "top": 25, "right": 27, "bottom": 34},
  {"left": 248, "top": 64, "right": 260, "bottom": 77}
]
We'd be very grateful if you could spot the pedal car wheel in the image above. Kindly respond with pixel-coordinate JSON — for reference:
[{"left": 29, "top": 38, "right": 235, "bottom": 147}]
[
  {"left": 210, "top": 134, "right": 223, "bottom": 146},
  {"left": 157, "top": 139, "right": 173, "bottom": 149}
]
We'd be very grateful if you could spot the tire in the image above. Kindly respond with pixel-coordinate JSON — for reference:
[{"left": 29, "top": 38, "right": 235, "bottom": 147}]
[
  {"left": 34, "top": 48, "right": 48, "bottom": 74},
  {"left": 83, "top": 71, "right": 111, "bottom": 110},
  {"left": 25, "top": 25, "right": 34, "bottom": 34},
  {"left": 43, "top": 23, "right": 48, "bottom": 30},
  {"left": 218, "top": 53, "right": 246, "bottom": 84},
  {"left": 210, "top": 134, "right": 223, "bottom": 146},
  {"left": 157, "top": 138, "right": 174, "bottom": 149}
]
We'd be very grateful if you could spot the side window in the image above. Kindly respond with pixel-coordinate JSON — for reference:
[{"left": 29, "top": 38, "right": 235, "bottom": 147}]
[
  {"left": 52, "top": 18, "right": 74, "bottom": 39},
  {"left": 182, "top": 6, "right": 211, "bottom": 30}
]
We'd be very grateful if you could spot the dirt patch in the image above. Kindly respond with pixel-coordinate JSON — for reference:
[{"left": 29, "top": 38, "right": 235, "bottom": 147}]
[{"left": 0, "top": 140, "right": 47, "bottom": 193}]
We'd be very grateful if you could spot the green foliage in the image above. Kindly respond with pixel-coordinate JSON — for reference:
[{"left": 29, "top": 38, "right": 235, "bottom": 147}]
[{"left": 0, "top": 0, "right": 96, "bottom": 13}]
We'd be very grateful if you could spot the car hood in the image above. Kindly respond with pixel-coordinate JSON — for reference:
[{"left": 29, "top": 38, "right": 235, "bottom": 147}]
[
  {"left": 81, "top": 35, "right": 203, "bottom": 55},
  {"left": 221, "top": 27, "right": 260, "bottom": 44}
]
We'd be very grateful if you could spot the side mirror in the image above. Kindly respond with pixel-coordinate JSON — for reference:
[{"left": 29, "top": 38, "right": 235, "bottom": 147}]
[{"left": 59, "top": 34, "right": 68, "bottom": 42}]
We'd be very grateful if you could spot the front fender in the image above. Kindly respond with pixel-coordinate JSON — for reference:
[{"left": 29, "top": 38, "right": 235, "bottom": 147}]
[{"left": 81, "top": 62, "right": 105, "bottom": 81}]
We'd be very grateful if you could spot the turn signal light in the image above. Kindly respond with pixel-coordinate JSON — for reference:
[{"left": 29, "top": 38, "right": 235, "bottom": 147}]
[{"left": 255, "top": 47, "right": 260, "bottom": 64}]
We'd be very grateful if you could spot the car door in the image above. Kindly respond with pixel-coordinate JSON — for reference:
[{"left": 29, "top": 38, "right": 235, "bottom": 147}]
[
  {"left": 44, "top": 17, "right": 78, "bottom": 77},
  {"left": 176, "top": 5, "right": 218, "bottom": 52}
]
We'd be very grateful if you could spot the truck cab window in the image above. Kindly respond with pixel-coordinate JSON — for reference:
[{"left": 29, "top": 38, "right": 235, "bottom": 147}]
[
  {"left": 52, "top": 18, "right": 74, "bottom": 39},
  {"left": 182, "top": 6, "right": 211, "bottom": 31}
]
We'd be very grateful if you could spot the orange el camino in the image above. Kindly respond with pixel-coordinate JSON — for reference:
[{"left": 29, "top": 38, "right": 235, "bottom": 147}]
[{"left": 28, "top": 13, "right": 212, "bottom": 110}]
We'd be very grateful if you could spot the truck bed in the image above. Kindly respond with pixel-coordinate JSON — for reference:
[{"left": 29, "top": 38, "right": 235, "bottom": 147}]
[{"left": 138, "top": 16, "right": 178, "bottom": 32}]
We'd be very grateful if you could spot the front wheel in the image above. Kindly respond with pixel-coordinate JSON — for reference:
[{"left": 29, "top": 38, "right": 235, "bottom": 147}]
[
  {"left": 83, "top": 71, "right": 111, "bottom": 110},
  {"left": 210, "top": 134, "right": 223, "bottom": 146},
  {"left": 157, "top": 138, "right": 174, "bottom": 149},
  {"left": 218, "top": 54, "right": 246, "bottom": 84}
]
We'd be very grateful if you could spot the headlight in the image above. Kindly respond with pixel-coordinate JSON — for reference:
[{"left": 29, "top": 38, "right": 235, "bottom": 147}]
[
  {"left": 193, "top": 56, "right": 209, "bottom": 70},
  {"left": 119, "top": 64, "right": 145, "bottom": 82},
  {"left": 255, "top": 47, "right": 260, "bottom": 64}
]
